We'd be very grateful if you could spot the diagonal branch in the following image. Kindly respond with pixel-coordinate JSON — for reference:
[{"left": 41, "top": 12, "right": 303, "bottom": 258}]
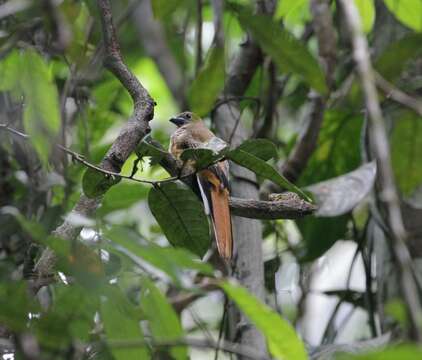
[
  {"left": 339, "top": 0, "right": 422, "bottom": 342},
  {"left": 32, "top": 0, "right": 155, "bottom": 286}
]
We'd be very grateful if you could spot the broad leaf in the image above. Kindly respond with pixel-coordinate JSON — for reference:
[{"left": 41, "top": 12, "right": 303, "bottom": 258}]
[
  {"left": 101, "top": 286, "right": 149, "bottom": 360},
  {"left": 383, "top": 0, "right": 422, "bottom": 32},
  {"left": 0, "top": 49, "right": 61, "bottom": 166},
  {"left": 98, "top": 182, "right": 148, "bottom": 216},
  {"left": 355, "top": 0, "right": 375, "bottom": 33},
  {"left": 221, "top": 281, "right": 307, "bottom": 360},
  {"left": 307, "top": 162, "right": 377, "bottom": 217},
  {"left": 227, "top": 147, "right": 310, "bottom": 201},
  {"left": 82, "top": 168, "right": 120, "bottom": 198},
  {"left": 148, "top": 182, "right": 210, "bottom": 257},
  {"left": 390, "top": 110, "right": 422, "bottom": 196},
  {"left": 229, "top": 3, "right": 327, "bottom": 94},
  {"left": 180, "top": 148, "right": 223, "bottom": 169},
  {"left": 188, "top": 45, "right": 225, "bottom": 116},
  {"left": 140, "top": 278, "right": 187, "bottom": 360},
  {"left": 375, "top": 33, "right": 422, "bottom": 82},
  {"left": 235, "top": 139, "right": 278, "bottom": 161},
  {"left": 105, "top": 226, "right": 213, "bottom": 286},
  {"left": 136, "top": 137, "right": 169, "bottom": 165},
  {"left": 151, "top": 0, "right": 184, "bottom": 19}
]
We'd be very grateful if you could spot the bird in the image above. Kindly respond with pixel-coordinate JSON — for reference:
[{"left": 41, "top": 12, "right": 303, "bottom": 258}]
[{"left": 169, "top": 111, "right": 233, "bottom": 261}]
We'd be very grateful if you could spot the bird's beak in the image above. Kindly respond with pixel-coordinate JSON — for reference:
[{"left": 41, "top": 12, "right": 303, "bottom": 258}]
[{"left": 169, "top": 116, "right": 187, "bottom": 127}]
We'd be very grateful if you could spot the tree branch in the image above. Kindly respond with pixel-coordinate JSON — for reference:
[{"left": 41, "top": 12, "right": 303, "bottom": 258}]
[
  {"left": 340, "top": 0, "right": 422, "bottom": 342},
  {"left": 32, "top": 0, "right": 155, "bottom": 284}
]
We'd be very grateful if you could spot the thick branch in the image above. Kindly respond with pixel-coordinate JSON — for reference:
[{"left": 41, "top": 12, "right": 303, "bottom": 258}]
[
  {"left": 340, "top": 0, "right": 422, "bottom": 342},
  {"left": 33, "top": 0, "right": 155, "bottom": 282}
]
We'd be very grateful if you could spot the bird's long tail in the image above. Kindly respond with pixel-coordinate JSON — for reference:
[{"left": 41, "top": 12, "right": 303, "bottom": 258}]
[
  {"left": 197, "top": 170, "right": 232, "bottom": 261},
  {"left": 210, "top": 186, "right": 232, "bottom": 261}
]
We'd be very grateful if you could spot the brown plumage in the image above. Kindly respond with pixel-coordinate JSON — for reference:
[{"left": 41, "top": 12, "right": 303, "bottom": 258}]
[{"left": 169, "top": 111, "right": 233, "bottom": 261}]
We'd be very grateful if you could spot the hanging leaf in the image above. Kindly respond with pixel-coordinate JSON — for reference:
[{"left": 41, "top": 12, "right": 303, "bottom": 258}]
[
  {"left": 227, "top": 147, "right": 310, "bottom": 201},
  {"left": 82, "top": 168, "right": 121, "bottom": 198},
  {"left": 188, "top": 45, "right": 226, "bottom": 116},
  {"left": 235, "top": 139, "right": 278, "bottom": 161},
  {"left": 221, "top": 281, "right": 307, "bottom": 360},
  {"left": 306, "top": 162, "right": 377, "bottom": 217},
  {"left": 140, "top": 278, "right": 187, "bottom": 360},
  {"left": 101, "top": 286, "right": 150, "bottom": 360},
  {"left": 383, "top": 0, "right": 422, "bottom": 32},
  {"left": 105, "top": 226, "right": 213, "bottom": 286},
  {"left": 229, "top": 3, "right": 327, "bottom": 95},
  {"left": 148, "top": 182, "right": 211, "bottom": 257},
  {"left": 136, "top": 137, "right": 169, "bottom": 165},
  {"left": 354, "top": 0, "right": 375, "bottom": 33}
]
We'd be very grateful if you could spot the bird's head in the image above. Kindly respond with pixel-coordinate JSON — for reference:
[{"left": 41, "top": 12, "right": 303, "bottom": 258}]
[{"left": 169, "top": 111, "right": 201, "bottom": 127}]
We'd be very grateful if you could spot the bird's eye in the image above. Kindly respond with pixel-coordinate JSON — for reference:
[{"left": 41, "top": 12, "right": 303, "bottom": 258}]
[{"left": 186, "top": 113, "right": 191, "bottom": 119}]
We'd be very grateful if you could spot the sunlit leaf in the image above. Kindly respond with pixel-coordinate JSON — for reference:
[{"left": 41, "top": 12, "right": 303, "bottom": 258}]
[
  {"left": 188, "top": 45, "right": 225, "bottom": 116},
  {"left": 229, "top": 3, "right": 327, "bottom": 94},
  {"left": 98, "top": 182, "right": 148, "bottom": 216},
  {"left": 22, "top": 50, "right": 61, "bottom": 166},
  {"left": 140, "top": 278, "right": 187, "bottom": 360},
  {"left": 383, "top": 0, "right": 422, "bottom": 32},
  {"left": 354, "top": 0, "right": 375, "bottom": 33},
  {"left": 101, "top": 286, "right": 150, "bottom": 360},
  {"left": 148, "top": 182, "right": 211, "bottom": 257},
  {"left": 221, "top": 281, "right": 307, "bottom": 360},
  {"left": 82, "top": 168, "right": 121, "bottom": 198}
]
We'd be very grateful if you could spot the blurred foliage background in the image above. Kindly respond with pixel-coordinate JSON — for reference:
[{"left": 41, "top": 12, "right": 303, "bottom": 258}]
[{"left": 1, "top": 0, "right": 422, "bottom": 359}]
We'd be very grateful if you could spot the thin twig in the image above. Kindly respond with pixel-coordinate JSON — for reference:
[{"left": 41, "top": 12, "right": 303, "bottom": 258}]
[
  {"left": 375, "top": 72, "right": 422, "bottom": 116},
  {"left": 340, "top": 0, "right": 422, "bottom": 342}
]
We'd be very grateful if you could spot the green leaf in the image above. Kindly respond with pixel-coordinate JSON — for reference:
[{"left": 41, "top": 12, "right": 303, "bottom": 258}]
[
  {"left": 235, "top": 139, "right": 278, "bottom": 161},
  {"left": 151, "top": 0, "right": 184, "bottom": 19},
  {"left": 354, "top": 0, "right": 375, "bottom": 33},
  {"left": 337, "top": 344, "right": 422, "bottom": 359},
  {"left": 35, "top": 285, "right": 98, "bottom": 347},
  {"left": 221, "top": 281, "right": 307, "bottom": 360},
  {"left": 148, "top": 182, "right": 211, "bottom": 257},
  {"left": 140, "top": 278, "right": 187, "bottom": 360},
  {"left": 82, "top": 168, "right": 121, "bottom": 198},
  {"left": 383, "top": 0, "right": 422, "bottom": 32},
  {"left": 101, "top": 286, "right": 150, "bottom": 360},
  {"left": 136, "top": 138, "right": 169, "bottom": 166},
  {"left": 229, "top": 3, "right": 327, "bottom": 94},
  {"left": 227, "top": 147, "right": 310, "bottom": 201},
  {"left": 22, "top": 50, "right": 61, "bottom": 166},
  {"left": 0, "top": 282, "right": 39, "bottom": 332},
  {"left": 0, "top": 50, "right": 20, "bottom": 92},
  {"left": 375, "top": 33, "right": 422, "bottom": 81},
  {"left": 390, "top": 110, "right": 422, "bottom": 196},
  {"left": 98, "top": 182, "right": 148, "bottom": 216},
  {"left": 275, "top": 0, "right": 310, "bottom": 28},
  {"left": 105, "top": 226, "right": 213, "bottom": 285},
  {"left": 180, "top": 148, "right": 224, "bottom": 169},
  {"left": 188, "top": 45, "right": 225, "bottom": 116}
]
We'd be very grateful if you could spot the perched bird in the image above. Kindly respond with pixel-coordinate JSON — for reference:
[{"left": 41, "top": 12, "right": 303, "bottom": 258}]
[{"left": 169, "top": 111, "right": 233, "bottom": 261}]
